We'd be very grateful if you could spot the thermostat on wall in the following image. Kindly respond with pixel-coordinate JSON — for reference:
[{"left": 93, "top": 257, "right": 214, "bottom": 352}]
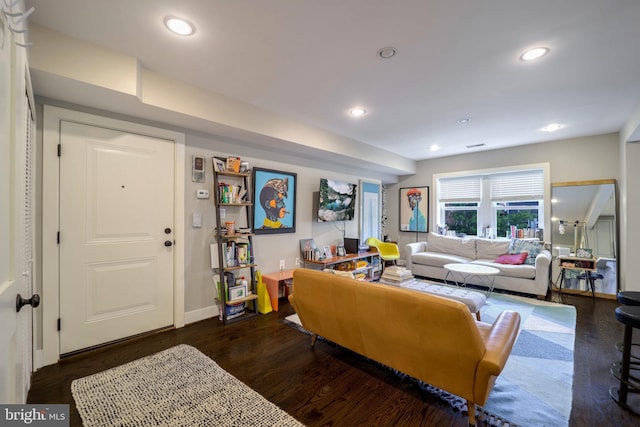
[{"left": 196, "top": 189, "right": 209, "bottom": 199}]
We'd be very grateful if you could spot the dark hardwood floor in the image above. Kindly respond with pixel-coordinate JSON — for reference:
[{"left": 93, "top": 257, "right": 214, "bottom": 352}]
[{"left": 28, "top": 291, "right": 640, "bottom": 426}]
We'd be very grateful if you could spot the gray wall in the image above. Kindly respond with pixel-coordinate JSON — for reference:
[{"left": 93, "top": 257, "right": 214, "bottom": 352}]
[{"left": 184, "top": 134, "right": 364, "bottom": 316}]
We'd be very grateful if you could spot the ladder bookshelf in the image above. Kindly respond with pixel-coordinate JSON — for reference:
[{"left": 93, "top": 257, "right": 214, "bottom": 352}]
[{"left": 212, "top": 168, "right": 258, "bottom": 324}]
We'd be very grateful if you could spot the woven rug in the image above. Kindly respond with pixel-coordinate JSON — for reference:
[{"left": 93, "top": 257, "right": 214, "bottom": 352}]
[
  {"left": 71, "top": 344, "right": 304, "bottom": 427},
  {"left": 285, "top": 287, "right": 576, "bottom": 427}
]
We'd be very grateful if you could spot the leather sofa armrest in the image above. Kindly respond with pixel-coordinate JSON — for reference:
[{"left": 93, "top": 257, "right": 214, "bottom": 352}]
[
  {"left": 474, "top": 310, "right": 520, "bottom": 402},
  {"left": 404, "top": 241, "right": 427, "bottom": 270},
  {"left": 478, "top": 311, "right": 520, "bottom": 373}
]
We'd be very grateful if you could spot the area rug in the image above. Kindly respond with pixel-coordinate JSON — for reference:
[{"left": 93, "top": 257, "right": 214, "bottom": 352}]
[
  {"left": 71, "top": 344, "right": 304, "bottom": 427},
  {"left": 285, "top": 288, "right": 576, "bottom": 427}
]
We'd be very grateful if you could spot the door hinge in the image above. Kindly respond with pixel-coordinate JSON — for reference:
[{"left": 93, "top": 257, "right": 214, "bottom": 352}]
[
  {"left": 57, "top": 143, "right": 61, "bottom": 157},
  {"left": 57, "top": 318, "right": 61, "bottom": 331},
  {"left": 57, "top": 231, "right": 60, "bottom": 244}
]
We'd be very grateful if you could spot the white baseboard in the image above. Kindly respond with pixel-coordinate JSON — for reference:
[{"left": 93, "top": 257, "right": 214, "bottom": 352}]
[
  {"left": 184, "top": 304, "right": 220, "bottom": 325},
  {"left": 34, "top": 349, "right": 44, "bottom": 370}
]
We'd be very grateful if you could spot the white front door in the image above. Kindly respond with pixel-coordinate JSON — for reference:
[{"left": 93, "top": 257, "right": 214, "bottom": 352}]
[{"left": 58, "top": 121, "right": 175, "bottom": 354}]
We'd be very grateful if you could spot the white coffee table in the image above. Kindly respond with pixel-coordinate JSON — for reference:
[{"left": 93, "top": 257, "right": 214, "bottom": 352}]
[{"left": 444, "top": 263, "right": 500, "bottom": 294}]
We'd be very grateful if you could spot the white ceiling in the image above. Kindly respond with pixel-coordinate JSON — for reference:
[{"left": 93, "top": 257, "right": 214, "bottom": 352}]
[{"left": 23, "top": 0, "right": 640, "bottom": 162}]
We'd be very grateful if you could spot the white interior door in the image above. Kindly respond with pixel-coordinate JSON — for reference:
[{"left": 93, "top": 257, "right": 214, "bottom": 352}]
[
  {"left": 59, "top": 121, "right": 175, "bottom": 354},
  {"left": 1, "top": 36, "right": 35, "bottom": 402}
]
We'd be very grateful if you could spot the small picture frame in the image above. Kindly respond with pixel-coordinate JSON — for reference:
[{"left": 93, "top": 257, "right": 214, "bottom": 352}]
[
  {"left": 229, "top": 284, "right": 248, "bottom": 301},
  {"left": 213, "top": 156, "right": 226, "bottom": 172},
  {"left": 575, "top": 248, "right": 593, "bottom": 259},
  {"left": 336, "top": 245, "right": 346, "bottom": 257},
  {"left": 323, "top": 245, "right": 333, "bottom": 259}
]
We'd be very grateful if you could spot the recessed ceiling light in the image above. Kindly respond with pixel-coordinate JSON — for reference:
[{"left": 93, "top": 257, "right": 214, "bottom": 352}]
[
  {"left": 457, "top": 117, "right": 471, "bottom": 124},
  {"left": 520, "top": 47, "right": 549, "bottom": 61},
  {"left": 165, "top": 16, "right": 195, "bottom": 36},
  {"left": 429, "top": 144, "right": 440, "bottom": 152},
  {"left": 541, "top": 123, "right": 563, "bottom": 132},
  {"left": 377, "top": 47, "right": 397, "bottom": 59},
  {"left": 349, "top": 107, "right": 367, "bottom": 117}
]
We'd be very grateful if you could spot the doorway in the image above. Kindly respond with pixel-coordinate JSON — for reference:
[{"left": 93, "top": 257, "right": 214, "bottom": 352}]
[{"left": 41, "top": 106, "right": 185, "bottom": 365}]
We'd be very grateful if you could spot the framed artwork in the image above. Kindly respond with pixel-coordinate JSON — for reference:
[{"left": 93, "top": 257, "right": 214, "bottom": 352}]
[
  {"left": 400, "top": 186, "right": 429, "bottom": 232},
  {"left": 229, "top": 284, "right": 248, "bottom": 301},
  {"left": 213, "top": 156, "right": 226, "bottom": 172},
  {"left": 252, "top": 167, "right": 296, "bottom": 234},
  {"left": 323, "top": 245, "right": 333, "bottom": 258},
  {"left": 576, "top": 248, "right": 593, "bottom": 259}
]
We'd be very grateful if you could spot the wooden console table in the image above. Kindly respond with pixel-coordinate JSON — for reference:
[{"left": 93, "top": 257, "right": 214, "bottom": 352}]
[
  {"left": 302, "top": 251, "right": 381, "bottom": 281},
  {"left": 261, "top": 269, "right": 296, "bottom": 312}
]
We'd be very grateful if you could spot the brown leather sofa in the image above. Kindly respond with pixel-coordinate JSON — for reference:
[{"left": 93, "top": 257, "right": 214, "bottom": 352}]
[{"left": 288, "top": 268, "right": 521, "bottom": 426}]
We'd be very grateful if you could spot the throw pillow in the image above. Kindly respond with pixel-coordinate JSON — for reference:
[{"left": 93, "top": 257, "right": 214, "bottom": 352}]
[
  {"left": 495, "top": 252, "right": 528, "bottom": 265},
  {"left": 508, "top": 238, "right": 542, "bottom": 265}
]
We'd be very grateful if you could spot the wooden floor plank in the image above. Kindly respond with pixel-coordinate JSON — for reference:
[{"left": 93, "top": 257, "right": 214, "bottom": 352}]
[{"left": 27, "top": 292, "right": 640, "bottom": 426}]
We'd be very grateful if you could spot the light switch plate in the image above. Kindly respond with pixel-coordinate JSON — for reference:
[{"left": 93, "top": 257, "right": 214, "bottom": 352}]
[{"left": 192, "top": 212, "right": 202, "bottom": 228}]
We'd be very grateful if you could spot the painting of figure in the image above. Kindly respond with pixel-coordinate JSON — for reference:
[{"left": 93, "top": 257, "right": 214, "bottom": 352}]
[
  {"left": 400, "top": 186, "right": 429, "bottom": 232},
  {"left": 252, "top": 168, "right": 296, "bottom": 234}
]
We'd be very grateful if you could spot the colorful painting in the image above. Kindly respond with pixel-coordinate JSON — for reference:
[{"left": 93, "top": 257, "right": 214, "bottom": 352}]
[
  {"left": 400, "top": 186, "right": 429, "bottom": 232},
  {"left": 317, "top": 178, "right": 357, "bottom": 222},
  {"left": 252, "top": 167, "right": 296, "bottom": 234}
]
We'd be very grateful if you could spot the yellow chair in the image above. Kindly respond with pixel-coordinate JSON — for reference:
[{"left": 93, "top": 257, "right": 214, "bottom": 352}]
[{"left": 366, "top": 237, "right": 400, "bottom": 272}]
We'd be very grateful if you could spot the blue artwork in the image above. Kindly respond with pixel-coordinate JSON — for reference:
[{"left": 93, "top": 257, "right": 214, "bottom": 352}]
[{"left": 252, "top": 168, "right": 296, "bottom": 234}]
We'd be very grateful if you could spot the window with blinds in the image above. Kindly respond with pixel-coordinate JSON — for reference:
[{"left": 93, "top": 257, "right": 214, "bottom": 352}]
[
  {"left": 490, "top": 170, "right": 544, "bottom": 201},
  {"left": 436, "top": 167, "right": 545, "bottom": 237}
]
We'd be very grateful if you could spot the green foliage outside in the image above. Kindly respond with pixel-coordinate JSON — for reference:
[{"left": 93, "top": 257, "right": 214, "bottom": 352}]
[
  {"left": 444, "top": 208, "right": 538, "bottom": 237},
  {"left": 496, "top": 209, "right": 538, "bottom": 237}
]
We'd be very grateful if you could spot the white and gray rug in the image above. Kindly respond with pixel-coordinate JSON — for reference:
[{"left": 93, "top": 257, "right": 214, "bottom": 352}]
[
  {"left": 71, "top": 344, "right": 304, "bottom": 427},
  {"left": 285, "top": 289, "right": 576, "bottom": 427}
]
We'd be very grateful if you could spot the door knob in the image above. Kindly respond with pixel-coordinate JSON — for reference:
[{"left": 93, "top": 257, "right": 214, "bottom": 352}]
[
  {"left": 164, "top": 240, "right": 173, "bottom": 247},
  {"left": 16, "top": 294, "right": 40, "bottom": 312}
]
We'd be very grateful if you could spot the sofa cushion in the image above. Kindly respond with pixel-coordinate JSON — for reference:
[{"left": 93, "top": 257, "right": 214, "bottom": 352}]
[
  {"left": 508, "top": 238, "right": 542, "bottom": 265},
  {"left": 494, "top": 252, "right": 528, "bottom": 265},
  {"left": 476, "top": 238, "right": 511, "bottom": 260},
  {"left": 471, "top": 260, "right": 536, "bottom": 279},
  {"left": 427, "top": 232, "right": 477, "bottom": 259},
  {"left": 412, "top": 252, "right": 473, "bottom": 268}
]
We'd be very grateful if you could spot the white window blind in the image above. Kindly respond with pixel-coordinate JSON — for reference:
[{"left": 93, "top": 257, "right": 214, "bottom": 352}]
[
  {"left": 490, "top": 169, "right": 544, "bottom": 201},
  {"left": 438, "top": 176, "right": 482, "bottom": 202}
]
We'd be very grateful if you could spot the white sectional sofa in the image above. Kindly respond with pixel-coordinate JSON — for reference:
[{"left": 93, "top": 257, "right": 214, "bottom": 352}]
[{"left": 404, "top": 232, "right": 552, "bottom": 297}]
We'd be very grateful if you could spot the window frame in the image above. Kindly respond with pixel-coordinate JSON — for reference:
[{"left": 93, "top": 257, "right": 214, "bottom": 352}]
[{"left": 434, "top": 164, "right": 550, "bottom": 239}]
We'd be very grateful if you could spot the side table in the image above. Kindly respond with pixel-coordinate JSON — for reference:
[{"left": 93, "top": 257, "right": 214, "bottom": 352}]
[{"left": 261, "top": 269, "right": 296, "bottom": 311}]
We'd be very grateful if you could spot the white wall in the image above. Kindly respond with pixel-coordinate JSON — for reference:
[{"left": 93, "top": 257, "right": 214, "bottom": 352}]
[{"left": 622, "top": 140, "right": 640, "bottom": 291}]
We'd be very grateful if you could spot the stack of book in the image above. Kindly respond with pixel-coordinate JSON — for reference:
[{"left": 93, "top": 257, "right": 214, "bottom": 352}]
[{"left": 379, "top": 266, "right": 415, "bottom": 287}]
